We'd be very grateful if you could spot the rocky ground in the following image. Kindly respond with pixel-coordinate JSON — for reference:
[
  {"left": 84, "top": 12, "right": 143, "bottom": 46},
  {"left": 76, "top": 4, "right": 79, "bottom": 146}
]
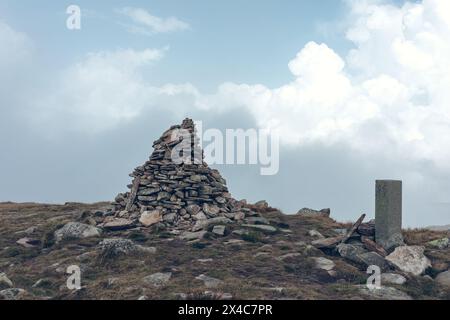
[{"left": 0, "top": 201, "right": 449, "bottom": 300}]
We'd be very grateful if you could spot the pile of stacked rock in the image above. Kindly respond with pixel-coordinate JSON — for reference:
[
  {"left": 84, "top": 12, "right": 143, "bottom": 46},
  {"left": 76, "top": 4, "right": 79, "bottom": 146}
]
[{"left": 108, "top": 119, "right": 251, "bottom": 232}]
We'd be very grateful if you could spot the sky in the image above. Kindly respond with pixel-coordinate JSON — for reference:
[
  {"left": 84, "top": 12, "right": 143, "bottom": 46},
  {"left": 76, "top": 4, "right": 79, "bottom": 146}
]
[{"left": 1, "top": 0, "right": 450, "bottom": 227}]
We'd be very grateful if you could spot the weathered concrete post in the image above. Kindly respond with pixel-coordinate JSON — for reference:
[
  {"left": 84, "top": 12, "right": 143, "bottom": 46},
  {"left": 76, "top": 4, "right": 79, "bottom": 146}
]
[{"left": 375, "top": 180, "right": 404, "bottom": 250}]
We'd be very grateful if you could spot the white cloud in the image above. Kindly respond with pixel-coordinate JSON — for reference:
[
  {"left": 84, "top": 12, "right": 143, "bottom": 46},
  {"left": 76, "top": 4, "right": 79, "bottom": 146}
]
[
  {"left": 0, "top": 20, "right": 32, "bottom": 68},
  {"left": 34, "top": 48, "right": 168, "bottom": 132},
  {"left": 118, "top": 7, "right": 190, "bottom": 35}
]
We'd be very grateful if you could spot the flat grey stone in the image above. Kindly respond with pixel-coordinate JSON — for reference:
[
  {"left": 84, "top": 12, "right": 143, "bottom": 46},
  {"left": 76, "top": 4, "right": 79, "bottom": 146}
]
[
  {"left": 357, "top": 285, "right": 412, "bottom": 300},
  {"left": 435, "top": 270, "right": 450, "bottom": 288},
  {"left": 0, "top": 273, "right": 13, "bottom": 288},
  {"left": 54, "top": 222, "right": 101, "bottom": 243},
  {"left": 143, "top": 272, "right": 172, "bottom": 288},
  {"left": 386, "top": 246, "right": 431, "bottom": 275},
  {"left": 195, "top": 274, "right": 223, "bottom": 288},
  {"left": 241, "top": 224, "right": 277, "bottom": 233},
  {"left": 381, "top": 273, "right": 407, "bottom": 285}
]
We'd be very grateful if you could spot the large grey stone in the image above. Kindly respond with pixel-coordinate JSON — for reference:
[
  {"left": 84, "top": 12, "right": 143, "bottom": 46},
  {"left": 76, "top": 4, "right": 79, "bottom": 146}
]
[
  {"left": 375, "top": 180, "right": 404, "bottom": 250},
  {"left": 179, "top": 231, "right": 208, "bottom": 241},
  {"left": 357, "top": 285, "right": 412, "bottom": 300},
  {"left": 297, "top": 208, "right": 330, "bottom": 217},
  {"left": 54, "top": 222, "right": 102, "bottom": 243},
  {"left": 143, "top": 273, "right": 172, "bottom": 288},
  {"left": 98, "top": 238, "right": 156, "bottom": 257},
  {"left": 139, "top": 210, "right": 162, "bottom": 227},
  {"left": 192, "top": 217, "right": 232, "bottom": 231},
  {"left": 312, "top": 257, "right": 335, "bottom": 271},
  {"left": 386, "top": 246, "right": 431, "bottom": 275},
  {"left": 337, "top": 244, "right": 390, "bottom": 270},
  {"left": 435, "top": 270, "right": 450, "bottom": 288},
  {"left": 427, "top": 238, "right": 449, "bottom": 249},
  {"left": 195, "top": 274, "right": 223, "bottom": 288},
  {"left": 0, "top": 273, "right": 13, "bottom": 288},
  {"left": 0, "top": 288, "right": 26, "bottom": 300},
  {"left": 381, "top": 273, "right": 407, "bottom": 285},
  {"left": 241, "top": 224, "right": 277, "bottom": 233}
]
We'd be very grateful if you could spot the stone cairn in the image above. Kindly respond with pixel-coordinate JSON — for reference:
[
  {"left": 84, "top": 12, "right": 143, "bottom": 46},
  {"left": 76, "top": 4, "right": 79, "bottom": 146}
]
[{"left": 109, "top": 118, "right": 249, "bottom": 232}]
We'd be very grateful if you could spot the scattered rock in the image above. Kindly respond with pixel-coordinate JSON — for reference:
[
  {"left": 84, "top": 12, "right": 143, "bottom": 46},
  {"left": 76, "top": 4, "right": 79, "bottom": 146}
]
[
  {"left": 193, "top": 217, "right": 232, "bottom": 232},
  {"left": 0, "top": 288, "right": 27, "bottom": 300},
  {"left": 179, "top": 231, "right": 208, "bottom": 241},
  {"left": 381, "top": 273, "right": 407, "bottom": 285},
  {"left": 297, "top": 208, "right": 330, "bottom": 217},
  {"left": 308, "top": 229, "right": 325, "bottom": 239},
  {"left": 435, "top": 270, "right": 450, "bottom": 288},
  {"left": 312, "top": 257, "right": 335, "bottom": 271},
  {"left": 16, "top": 237, "right": 40, "bottom": 248},
  {"left": 386, "top": 246, "right": 431, "bottom": 276},
  {"left": 0, "top": 273, "right": 13, "bottom": 288},
  {"left": 143, "top": 272, "right": 172, "bottom": 288},
  {"left": 197, "top": 259, "right": 213, "bottom": 263},
  {"left": 427, "top": 238, "right": 449, "bottom": 249},
  {"left": 357, "top": 222, "right": 375, "bottom": 236},
  {"left": 333, "top": 228, "right": 348, "bottom": 236},
  {"left": 254, "top": 200, "right": 268, "bottom": 209},
  {"left": 357, "top": 285, "right": 412, "bottom": 300},
  {"left": 312, "top": 236, "right": 345, "bottom": 249},
  {"left": 54, "top": 222, "right": 102, "bottom": 243},
  {"left": 212, "top": 225, "right": 226, "bottom": 236},
  {"left": 245, "top": 217, "right": 270, "bottom": 225},
  {"left": 241, "top": 224, "right": 277, "bottom": 233},
  {"left": 102, "top": 218, "right": 135, "bottom": 231},
  {"left": 98, "top": 238, "right": 156, "bottom": 258},
  {"left": 338, "top": 244, "right": 390, "bottom": 270},
  {"left": 276, "top": 253, "right": 302, "bottom": 261},
  {"left": 32, "top": 279, "right": 52, "bottom": 289},
  {"left": 139, "top": 210, "right": 162, "bottom": 227},
  {"left": 195, "top": 274, "right": 223, "bottom": 288}
]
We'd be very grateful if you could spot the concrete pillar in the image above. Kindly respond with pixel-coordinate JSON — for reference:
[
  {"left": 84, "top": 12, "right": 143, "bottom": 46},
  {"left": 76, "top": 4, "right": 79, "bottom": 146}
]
[{"left": 375, "top": 180, "right": 404, "bottom": 250}]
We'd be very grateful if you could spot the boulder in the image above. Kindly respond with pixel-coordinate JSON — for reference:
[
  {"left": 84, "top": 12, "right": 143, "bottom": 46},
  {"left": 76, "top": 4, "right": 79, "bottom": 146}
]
[
  {"left": 254, "top": 200, "right": 269, "bottom": 209},
  {"left": 0, "top": 273, "right": 13, "bottom": 288},
  {"left": 381, "top": 273, "right": 407, "bottom": 285},
  {"left": 143, "top": 273, "right": 172, "bottom": 288},
  {"left": 139, "top": 210, "right": 162, "bottom": 227},
  {"left": 16, "top": 237, "right": 40, "bottom": 248},
  {"left": 427, "top": 238, "right": 449, "bottom": 250},
  {"left": 98, "top": 238, "right": 156, "bottom": 258},
  {"left": 0, "top": 288, "right": 27, "bottom": 300},
  {"left": 212, "top": 225, "right": 226, "bottom": 236},
  {"left": 241, "top": 224, "right": 277, "bottom": 233},
  {"left": 54, "top": 222, "right": 101, "bottom": 243},
  {"left": 435, "top": 270, "right": 450, "bottom": 288},
  {"left": 195, "top": 274, "right": 223, "bottom": 288},
  {"left": 192, "top": 217, "right": 232, "bottom": 232},
  {"left": 386, "top": 246, "right": 431, "bottom": 276},
  {"left": 357, "top": 285, "right": 412, "bottom": 300},
  {"left": 297, "top": 208, "right": 330, "bottom": 217},
  {"left": 308, "top": 229, "right": 325, "bottom": 239},
  {"left": 102, "top": 218, "right": 135, "bottom": 231},
  {"left": 179, "top": 231, "right": 208, "bottom": 241},
  {"left": 245, "top": 217, "right": 270, "bottom": 225},
  {"left": 338, "top": 244, "right": 390, "bottom": 270},
  {"left": 312, "top": 257, "right": 335, "bottom": 271}
]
